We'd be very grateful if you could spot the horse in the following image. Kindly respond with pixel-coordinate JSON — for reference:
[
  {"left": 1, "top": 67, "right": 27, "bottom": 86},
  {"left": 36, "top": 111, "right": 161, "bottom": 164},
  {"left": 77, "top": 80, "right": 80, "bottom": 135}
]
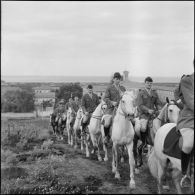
[
  {"left": 57, "top": 112, "right": 67, "bottom": 140},
  {"left": 111, "top": 90, "right": 137, "bottom": 189},
  {"left": 50, "top": 113, "right": 58, "bottom": 135},
  {"left": 73, "top": 107, "right": 84, "bottom": 149},
  {"left": 66, "top": 107, "right": 76, "bottom": 146},
  {"left": 85, "top": 101, "right": 107, "bottom": 160},
  {"left": 148, "top": 123, "right": 194, "bottom": 194},
  {"left": 80, "top": 101, "right": 107, "bottom": 159},
  {"left": 133, "top": 98, "right": 181, "bottom": 170}
]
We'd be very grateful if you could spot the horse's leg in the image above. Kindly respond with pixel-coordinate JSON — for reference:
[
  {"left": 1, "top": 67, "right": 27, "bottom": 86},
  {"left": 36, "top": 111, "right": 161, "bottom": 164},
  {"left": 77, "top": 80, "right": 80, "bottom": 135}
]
[
  {"left": 84, "top": 135, "right": 90, "bottom": 158},
  {"left": 120, "top": 145, "right": 125, "bottom": 163},
  {"left": 97, "top": 134, "right": 102, "bottom": 162},
  {"left": 113, "top": 142, "right": 120, "bottom": 179},
  {"left": 67, "top": 124, "right": 71, "bottom": 145},
  {"left": 90, "top": 133, "right": 101, "bottom": 160},
  {"left": 126, "top": 142, "right": 136, "bottom": 189},
  {"left": 112, "top": 142, "right": 116, "bottom": 173},
  {"left": 80, "top": 126, "right": 84, "bottom": 151},
  {"left": 156, "top": 159, "right": 165, "bottom": 194},
  {"left": 172, "top": 168, "right": 182, "bottom": 194},
  {"left": 103, "top": 137, "right": 108, "bottom": 161},
  {"left": 74, "top": 128, "right": 78, "bottom": 149},
  {"left": 133, "top": 135, "right": 140, "bottom": 174}
]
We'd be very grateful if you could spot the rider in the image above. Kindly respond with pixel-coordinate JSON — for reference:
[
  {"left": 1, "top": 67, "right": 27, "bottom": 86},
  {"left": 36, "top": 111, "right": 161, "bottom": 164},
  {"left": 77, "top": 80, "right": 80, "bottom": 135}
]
[
  {"left": 53, "top": 99, "right": 66, "bottom": 115},
  {"left": 137, "top": 76, "right": 162, "bottom": 147},
  {"left": 174, "top": 60, "right": 194, "bottom": 187},
  {"left": 65, "top": 97, "right": 74, "bottom": 111},
  {"left": 72, "top": 96, "right": 81, "bottom": 113},
  {"left": 81, "top": 84, "right": 100, "bottom": 125},
  {"left": 103, "top": 72, "right": 126, "bottom": 142}
]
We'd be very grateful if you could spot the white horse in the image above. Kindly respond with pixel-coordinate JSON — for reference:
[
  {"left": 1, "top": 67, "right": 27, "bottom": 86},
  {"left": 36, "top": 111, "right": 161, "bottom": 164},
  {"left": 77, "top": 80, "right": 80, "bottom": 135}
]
[
  {"left": 133, "top": 98, "right": 181, "bottom": 169},
  {"left": 83, "top": 101, "right": 107, "bottom": 160},
  {"left": 66, "top": 107, "right": 76, "bottom": 146},
  {"left": 73, "top": 107, "right": 84, "bottom": 149},
  {"left": 148, "top": 123, "right": 194, "bottom": 194},
  {"left": 111, "top": 90, "right": 137, "bottom": 189}
]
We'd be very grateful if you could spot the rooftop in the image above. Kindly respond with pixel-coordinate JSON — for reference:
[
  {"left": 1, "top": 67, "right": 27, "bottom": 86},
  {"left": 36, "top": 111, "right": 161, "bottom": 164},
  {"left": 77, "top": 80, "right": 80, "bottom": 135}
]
[{"left": 35, "top": 92, "right": 55, "bottom": 98}]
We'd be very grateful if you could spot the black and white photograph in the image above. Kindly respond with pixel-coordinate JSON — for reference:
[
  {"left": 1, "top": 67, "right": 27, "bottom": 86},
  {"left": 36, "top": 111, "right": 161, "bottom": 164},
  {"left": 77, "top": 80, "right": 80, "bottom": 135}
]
[{"left": 1, "top": 1, "right": 194, "bottom": 194}]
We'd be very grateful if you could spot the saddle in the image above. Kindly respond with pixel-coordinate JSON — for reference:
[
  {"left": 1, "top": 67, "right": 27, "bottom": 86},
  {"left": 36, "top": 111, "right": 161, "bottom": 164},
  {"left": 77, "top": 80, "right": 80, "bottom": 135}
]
[{"left": 163, "top": 126, "right": 182, "bottom": 159}]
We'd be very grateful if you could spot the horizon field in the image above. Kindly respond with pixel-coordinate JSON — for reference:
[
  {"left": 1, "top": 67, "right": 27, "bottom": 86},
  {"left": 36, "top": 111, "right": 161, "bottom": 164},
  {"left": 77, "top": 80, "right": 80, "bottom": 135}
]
[{"left": 1, "top": 75, "right": 180, "bottom": 83}]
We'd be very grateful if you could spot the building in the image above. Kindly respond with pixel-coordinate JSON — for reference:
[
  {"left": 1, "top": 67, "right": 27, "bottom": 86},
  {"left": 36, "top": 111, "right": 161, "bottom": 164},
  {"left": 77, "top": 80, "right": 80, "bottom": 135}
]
[{"left": 33, "top": 85, "right": 59, "bottom": 117}]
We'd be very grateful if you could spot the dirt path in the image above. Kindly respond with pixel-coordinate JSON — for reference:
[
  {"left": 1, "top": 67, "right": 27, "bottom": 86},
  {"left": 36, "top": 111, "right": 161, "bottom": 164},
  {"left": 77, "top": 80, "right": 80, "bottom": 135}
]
[{"left": 51, "top": 134, "right": 178, "bottom": 194}]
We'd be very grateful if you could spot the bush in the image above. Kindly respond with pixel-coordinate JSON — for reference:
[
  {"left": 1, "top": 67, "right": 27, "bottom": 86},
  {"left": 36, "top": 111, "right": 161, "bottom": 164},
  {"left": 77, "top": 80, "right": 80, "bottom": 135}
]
[{"left": 1, "top": 89, "right": 34, "bottom": 113}]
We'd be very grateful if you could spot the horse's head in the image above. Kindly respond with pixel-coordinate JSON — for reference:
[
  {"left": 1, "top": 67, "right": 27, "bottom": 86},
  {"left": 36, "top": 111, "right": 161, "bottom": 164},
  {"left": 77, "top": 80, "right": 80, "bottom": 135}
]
[
  {"left": 119, "top": 91, "right": 137, "bottom": 117},
  {"left": 76, "top": 107, "right": 84, "bottom": 119},
  {"left": 67, "top": 107, "right": 76, "bottom": 123},
  {"left": 62, "top": 112, "right": 67, "bottom": 121},
  {"left": 100, "top": 100, "right": 107, "bottom": 115},
  {"left": 167, "top": 100, "right": 180, "bottom": 123}
]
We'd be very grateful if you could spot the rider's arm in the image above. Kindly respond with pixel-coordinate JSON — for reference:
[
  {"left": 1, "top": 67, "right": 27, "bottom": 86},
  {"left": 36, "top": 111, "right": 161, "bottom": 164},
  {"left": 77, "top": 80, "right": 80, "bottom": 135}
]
[
  {"left": 154, "top": 91, "right": 162, "bottom": 110},
  {"left": 137, "top": 92, "right": 150, "bottom": 114},
  {"left": 81, "top": 95, "right": 87, "bottom": 113},
  {"left": 180, "top": 76, "right": 194, "bottom": 112},
  {"left": 103, "top": 87, "right": 113, "bottom": 107}
]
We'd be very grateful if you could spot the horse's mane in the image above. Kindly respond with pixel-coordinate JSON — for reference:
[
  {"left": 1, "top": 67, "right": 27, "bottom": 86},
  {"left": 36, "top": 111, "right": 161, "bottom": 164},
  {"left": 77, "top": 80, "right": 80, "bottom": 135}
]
[{"left": 157, "top": 103, "right": 168, "bottom": 124}]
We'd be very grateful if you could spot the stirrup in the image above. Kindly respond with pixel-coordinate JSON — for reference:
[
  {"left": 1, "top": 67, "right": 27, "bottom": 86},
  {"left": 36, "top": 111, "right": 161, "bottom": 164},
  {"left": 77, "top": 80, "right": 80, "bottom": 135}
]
[{"left": 180, "top": 174, "right": 191, "bottom": 188}]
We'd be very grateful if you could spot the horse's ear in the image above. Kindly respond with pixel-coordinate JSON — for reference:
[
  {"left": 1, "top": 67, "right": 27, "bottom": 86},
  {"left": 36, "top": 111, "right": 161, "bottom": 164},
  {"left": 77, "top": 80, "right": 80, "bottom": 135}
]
[{"left": 166, "top": 97, "right": 169, "bottom": 103}]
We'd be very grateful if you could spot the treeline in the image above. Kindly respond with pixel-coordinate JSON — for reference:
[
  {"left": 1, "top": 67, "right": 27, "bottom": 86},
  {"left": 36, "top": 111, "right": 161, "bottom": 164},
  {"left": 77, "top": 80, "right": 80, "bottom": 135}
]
[
  {"left": 1, "top": 87, "right": 35, "bottom": 113},
  {"left": 55, "top": 83, "right": 83, "bottom": 107}
]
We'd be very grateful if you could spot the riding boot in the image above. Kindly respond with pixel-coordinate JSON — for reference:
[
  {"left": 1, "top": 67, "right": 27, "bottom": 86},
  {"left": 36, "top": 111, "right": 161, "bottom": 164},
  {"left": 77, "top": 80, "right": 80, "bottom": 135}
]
[
  {"left": 140, "top": 132, "right": 147, "bottom": 151},
  {"left": 180, "top": 151, "right": 191, "bottom": 187}
]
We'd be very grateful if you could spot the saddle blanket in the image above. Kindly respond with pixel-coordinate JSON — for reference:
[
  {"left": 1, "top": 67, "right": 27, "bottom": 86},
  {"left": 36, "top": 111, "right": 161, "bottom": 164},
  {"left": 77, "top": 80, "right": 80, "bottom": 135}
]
[{"left": 163, "top": 126, "right": 181, "bottom": 160}]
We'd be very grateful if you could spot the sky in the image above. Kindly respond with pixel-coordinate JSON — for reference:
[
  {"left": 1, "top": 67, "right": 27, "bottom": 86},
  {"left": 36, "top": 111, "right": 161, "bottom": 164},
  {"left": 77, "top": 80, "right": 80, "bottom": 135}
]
[{"left": 1, "top": 1, "right": 194, "bottom": 78}]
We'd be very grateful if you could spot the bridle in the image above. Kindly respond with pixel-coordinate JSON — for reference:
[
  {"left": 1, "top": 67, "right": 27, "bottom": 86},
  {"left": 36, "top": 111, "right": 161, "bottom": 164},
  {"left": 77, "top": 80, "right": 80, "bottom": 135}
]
[{"left": 91, "top": 103, "right": 107, "bottom": 120}]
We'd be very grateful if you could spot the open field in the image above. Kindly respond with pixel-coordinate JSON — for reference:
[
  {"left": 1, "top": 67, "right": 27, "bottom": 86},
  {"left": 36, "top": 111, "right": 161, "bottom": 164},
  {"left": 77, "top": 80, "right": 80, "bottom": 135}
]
[{"left": 1, "top": 117, "right": 192, "bottom": 194}]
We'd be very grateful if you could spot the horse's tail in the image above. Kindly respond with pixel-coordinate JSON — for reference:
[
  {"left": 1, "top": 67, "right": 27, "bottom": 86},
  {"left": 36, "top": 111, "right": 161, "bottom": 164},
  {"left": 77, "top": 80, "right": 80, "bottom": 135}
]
[{"left": 147, "top": 147, "right": 159, "bottom": 179}]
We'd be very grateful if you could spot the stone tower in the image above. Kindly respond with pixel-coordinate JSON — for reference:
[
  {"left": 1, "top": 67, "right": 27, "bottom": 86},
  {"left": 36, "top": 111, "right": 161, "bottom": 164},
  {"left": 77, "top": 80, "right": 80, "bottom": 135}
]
[{"left": 123, "top": 70, "right": 129, "bottom": 82}]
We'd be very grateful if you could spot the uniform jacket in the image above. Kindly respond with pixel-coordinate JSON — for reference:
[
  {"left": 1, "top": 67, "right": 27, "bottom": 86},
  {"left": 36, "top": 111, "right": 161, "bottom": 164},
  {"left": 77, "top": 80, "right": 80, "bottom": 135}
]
[
  {"left": 103, "top": 84, "right": 126, "bottom": 114},
  {"left": 137, "top": 88, "right": 162, "bottom": 119},
  {"left": 174, "top": 73, "right": 194, "bottom": 130},
  {"left": 81, "top": 93, "right": 99, "bottom": 113},
  {"left": 72, "top": 101, "right": 81, "bottom": 113}
]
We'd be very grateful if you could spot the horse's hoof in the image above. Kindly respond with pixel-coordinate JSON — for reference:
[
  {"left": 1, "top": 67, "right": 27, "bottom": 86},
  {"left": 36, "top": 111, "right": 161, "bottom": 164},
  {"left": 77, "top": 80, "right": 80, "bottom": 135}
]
[
  {"left": 162, "top": 185, "right": 170, "bottom": 190},
  {"left": 91, "top": 149, "right": 95, "bottom": 154},
  {"left": 135, "top": 168, "right": 140, "bottom": 174},
  {"left": 120, "top": 157, "right": 125, "bottom": 163},
  {"left": 129, "top": 181, "right": 136, "bottom": 189},
  {"left": 98, "top": 156, "right": 102, "bottom": 161},
  {"left": 86, "top": 153, "right": 90, "bottom": 158},
  {"left": 112, "top": 167, "right": 116, "bottom": 173},
  {"left": 115, "top": 172, "right": 120, "bottom": 179},
  {"left": 104, "top": 157, "right": 108, "bottom": 161}
]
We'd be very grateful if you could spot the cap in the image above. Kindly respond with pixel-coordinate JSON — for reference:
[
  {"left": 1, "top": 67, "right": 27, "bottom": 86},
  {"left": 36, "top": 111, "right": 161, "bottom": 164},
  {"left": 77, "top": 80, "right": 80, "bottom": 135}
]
[
  {"left": 87, "top": 84, "right": 93, "bottom": 89},
  {"left": 113, "top": 72, "right": 122, "bottom": 79}
]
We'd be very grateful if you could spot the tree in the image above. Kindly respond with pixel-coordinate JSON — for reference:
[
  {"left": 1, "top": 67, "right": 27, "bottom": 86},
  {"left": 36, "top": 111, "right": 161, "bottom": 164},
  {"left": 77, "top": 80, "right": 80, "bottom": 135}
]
[
  {"left": 55, "top": 83, "right": 83, "bottom": 104},
  {"left": 1, "top": 89, "right": 35, "bottom": 113}
]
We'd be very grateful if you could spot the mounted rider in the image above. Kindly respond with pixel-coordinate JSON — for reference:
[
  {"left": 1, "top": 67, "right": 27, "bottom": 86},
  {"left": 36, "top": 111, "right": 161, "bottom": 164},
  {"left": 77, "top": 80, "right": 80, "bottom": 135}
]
[
  {"left": 174, "top": 60, "right": 194, "bottom": 187},
  {"left": 53, "top": 99, "right": 66, "bottom": 115},
  {"left": 81, "top": 84, "right": 100, "bottom": 126},
  {"left": 137, "top": 76, "right": 162, "bottom": 147},
  {"left": 102, "top": 72, "right": 126, "bottom": 142},
  {"left": 72, "top": 96, "right": 81, "bottom": 113}
]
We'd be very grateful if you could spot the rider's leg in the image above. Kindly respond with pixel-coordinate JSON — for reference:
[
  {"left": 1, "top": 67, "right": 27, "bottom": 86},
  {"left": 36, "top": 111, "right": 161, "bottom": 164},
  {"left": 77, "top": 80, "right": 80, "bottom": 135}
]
[
  {"left": 140, "top": 118, "right": 148, "bottom": 148},
  {"left": 179, "top": 128, "right": 194, "bottom": 187}
]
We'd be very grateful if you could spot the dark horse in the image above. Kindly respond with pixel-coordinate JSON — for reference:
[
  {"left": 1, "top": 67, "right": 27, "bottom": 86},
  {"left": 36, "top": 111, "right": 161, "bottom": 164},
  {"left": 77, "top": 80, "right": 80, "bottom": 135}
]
[{"left": 50, "top": 112, "right": 67, "bottom": 140}]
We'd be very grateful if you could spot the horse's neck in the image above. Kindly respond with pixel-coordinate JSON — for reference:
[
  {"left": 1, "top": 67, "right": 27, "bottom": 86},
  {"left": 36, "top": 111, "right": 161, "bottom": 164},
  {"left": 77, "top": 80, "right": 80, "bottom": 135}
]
[
  {"left": 93, "top": 104, "right": 102, "bottom": 116},
  {"left": 157, "top": 104, "right": 167, "bottom": 122}
]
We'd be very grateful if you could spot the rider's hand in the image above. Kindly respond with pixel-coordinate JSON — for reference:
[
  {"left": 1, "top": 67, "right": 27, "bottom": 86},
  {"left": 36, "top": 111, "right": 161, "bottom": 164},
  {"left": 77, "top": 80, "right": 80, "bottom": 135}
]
[
  {"left": 85, "top": 111, "right": 89, "bottom": 115},
  {"left": 112, "top": 101, "right": 118, "bottom": 107},
  {"left": 148, "top": 109, "right": 154, "bottom": 115}
]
